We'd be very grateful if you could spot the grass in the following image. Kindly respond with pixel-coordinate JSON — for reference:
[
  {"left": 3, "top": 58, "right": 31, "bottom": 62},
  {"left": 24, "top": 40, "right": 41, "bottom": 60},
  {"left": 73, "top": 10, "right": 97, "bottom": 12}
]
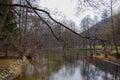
[
  {"left": 64, "top": 49, "right": 91, "bottom": 54},
  {"left": 118, "top": 46, "right": 120, "bottom": 49},
  {"left": 87, "top": 45, "right": 103, "bottom": 49},
  {"left": 95, "top": 45, "right": 103, "bottom": 49}
]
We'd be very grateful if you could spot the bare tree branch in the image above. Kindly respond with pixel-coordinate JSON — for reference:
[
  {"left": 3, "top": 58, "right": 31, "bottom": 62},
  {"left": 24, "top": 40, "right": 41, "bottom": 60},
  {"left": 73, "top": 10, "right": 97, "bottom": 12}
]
[
  {"left": 0, "top": 2, "right": 108, "bottom": 42},
  {"left": 25, "top": 0, "right": 61, "bottom": 41}
]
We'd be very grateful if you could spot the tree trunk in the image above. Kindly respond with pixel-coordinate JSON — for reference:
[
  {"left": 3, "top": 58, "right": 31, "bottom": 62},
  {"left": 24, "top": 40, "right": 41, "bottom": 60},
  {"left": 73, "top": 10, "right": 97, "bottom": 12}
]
[
  {"left": 110, "top": 0, "right": 119, "bottom": 54},
  {"left": 5, "top": 47, "right": 8, "bottom": 57}
]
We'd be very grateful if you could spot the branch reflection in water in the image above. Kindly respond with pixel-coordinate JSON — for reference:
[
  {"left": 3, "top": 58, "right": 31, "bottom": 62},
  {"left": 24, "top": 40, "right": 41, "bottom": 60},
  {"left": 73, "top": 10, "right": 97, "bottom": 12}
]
[{"left": 14, "top": 53, "right": 120, "bottom": 80}]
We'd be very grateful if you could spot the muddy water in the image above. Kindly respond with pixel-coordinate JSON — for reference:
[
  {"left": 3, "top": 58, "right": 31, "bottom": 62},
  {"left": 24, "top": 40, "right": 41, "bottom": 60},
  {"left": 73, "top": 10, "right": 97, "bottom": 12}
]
[{"left": 14, "top": 52, "right": 120, "bottom": 80}]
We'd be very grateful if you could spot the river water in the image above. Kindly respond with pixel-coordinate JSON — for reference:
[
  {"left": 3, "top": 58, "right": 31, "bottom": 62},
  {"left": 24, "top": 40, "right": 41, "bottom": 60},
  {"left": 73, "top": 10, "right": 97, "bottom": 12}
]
[{"left": 14, "top": 52, "right": 120, "bottom": 80}]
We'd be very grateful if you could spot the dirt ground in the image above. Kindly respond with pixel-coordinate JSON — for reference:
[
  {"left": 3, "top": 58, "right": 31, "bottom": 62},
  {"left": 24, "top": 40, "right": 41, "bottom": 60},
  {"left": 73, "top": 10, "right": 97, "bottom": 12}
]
[
  {"left": 0, "top": 58, "right": 23, "bottom": 80},
  {"left": 93, "top": 54, "right": 120, "bottom": 65},
  {"left": 0, "top": 59, "right": 16, "bottom": 67}
]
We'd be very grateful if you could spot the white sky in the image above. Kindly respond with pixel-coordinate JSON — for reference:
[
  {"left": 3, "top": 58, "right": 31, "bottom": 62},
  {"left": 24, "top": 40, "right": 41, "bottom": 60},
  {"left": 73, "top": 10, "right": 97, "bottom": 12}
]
[{"left": 38, "top": 0, "right": 120, "bottom": 28}]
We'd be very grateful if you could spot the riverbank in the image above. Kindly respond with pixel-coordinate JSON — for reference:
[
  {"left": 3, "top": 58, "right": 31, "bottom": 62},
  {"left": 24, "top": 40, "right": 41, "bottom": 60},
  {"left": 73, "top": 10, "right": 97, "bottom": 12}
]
[
  {"left": 93, "top": 54, "right": 120, "bottom": 66},
  {"left": 0, "top": 58, "right": 25, "bottom": 80}
]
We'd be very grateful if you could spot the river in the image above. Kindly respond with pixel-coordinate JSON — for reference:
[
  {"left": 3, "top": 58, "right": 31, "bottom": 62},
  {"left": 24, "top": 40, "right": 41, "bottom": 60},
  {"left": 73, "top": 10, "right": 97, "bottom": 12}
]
[{"left": 13, "top": 51, "right": 120, "bottom": 80}]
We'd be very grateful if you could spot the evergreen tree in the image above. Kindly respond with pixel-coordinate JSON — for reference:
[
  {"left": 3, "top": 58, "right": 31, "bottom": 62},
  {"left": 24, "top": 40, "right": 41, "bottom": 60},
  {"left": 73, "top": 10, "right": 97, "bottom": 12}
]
[{"left": 0, "top": 0, "right": 18, "bottom": 56}]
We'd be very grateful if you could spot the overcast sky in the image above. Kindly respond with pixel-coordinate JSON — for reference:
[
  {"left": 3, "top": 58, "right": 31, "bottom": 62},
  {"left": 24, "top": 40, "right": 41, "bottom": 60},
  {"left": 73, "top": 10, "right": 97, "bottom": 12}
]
[{"left": 38, "top": 0, "right": 120, "bottom": 28}]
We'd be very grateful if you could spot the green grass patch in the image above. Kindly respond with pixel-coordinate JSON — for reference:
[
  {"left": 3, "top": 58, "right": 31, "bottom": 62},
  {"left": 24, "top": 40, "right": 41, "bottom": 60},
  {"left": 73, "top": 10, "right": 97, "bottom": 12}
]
[
  {"left": 95, "top": 45, "right": 103, "bottom": 49},
  {"left": 65, "top": 49, "right": 91, "bottom": 54},
  {"left": 117, "top": 46, "right": 120, "bottom": 49},
  {"left": 87, "top": 45, "right": 103, "bottom": 49}
]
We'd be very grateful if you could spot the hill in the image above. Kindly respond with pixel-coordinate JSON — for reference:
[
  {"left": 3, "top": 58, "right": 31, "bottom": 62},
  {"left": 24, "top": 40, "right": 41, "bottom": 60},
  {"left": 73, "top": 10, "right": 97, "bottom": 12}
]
[{"left": 81, "top": 13, "right": 120, "bottom": 45}]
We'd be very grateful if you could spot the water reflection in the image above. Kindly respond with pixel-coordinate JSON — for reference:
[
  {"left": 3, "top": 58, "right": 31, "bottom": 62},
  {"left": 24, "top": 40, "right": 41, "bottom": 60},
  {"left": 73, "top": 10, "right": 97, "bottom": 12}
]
[
  {"left": 50, "top": 60, "right": 119, "bottom": 80},
  {"left": 50, "top": 66, "right": 82, "bottom": 80},
  {"left": 14, "top": 53, "right": 120, "bottom": 80}
]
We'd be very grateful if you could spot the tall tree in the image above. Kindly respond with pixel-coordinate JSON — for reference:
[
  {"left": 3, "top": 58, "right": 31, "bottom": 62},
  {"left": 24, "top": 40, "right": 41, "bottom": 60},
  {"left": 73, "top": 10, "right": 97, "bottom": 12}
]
[
  {"left": 110, "top": 0, "right": 119, "bottom": 55},
  {"left": 0, "top": 0, "right": 18, "bottom": 56},
  {"left": 81, "top": 15, "right": 93, "bottom": 48}
]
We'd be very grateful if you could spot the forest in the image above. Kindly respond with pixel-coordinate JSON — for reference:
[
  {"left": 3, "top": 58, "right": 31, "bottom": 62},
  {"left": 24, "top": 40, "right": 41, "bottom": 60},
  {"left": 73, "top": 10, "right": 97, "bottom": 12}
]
[{"left": 0, "top": 0, "right": 120, "bottom": 80}]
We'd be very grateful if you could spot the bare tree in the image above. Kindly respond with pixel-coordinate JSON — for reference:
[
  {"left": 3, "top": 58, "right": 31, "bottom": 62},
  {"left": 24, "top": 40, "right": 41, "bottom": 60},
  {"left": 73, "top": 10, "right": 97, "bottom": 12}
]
[
  {"left": 1, "top": 0, "right": 119, "bottom": 58},
  {"left": 110, "top": 0, "right": 119, "bottom": 54}
]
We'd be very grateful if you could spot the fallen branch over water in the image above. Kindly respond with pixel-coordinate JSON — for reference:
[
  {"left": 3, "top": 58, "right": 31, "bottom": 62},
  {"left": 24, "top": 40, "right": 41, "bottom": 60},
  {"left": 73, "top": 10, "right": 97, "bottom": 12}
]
[{"left": 104, "top": 59, "right": 120, "bottom": 67}]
